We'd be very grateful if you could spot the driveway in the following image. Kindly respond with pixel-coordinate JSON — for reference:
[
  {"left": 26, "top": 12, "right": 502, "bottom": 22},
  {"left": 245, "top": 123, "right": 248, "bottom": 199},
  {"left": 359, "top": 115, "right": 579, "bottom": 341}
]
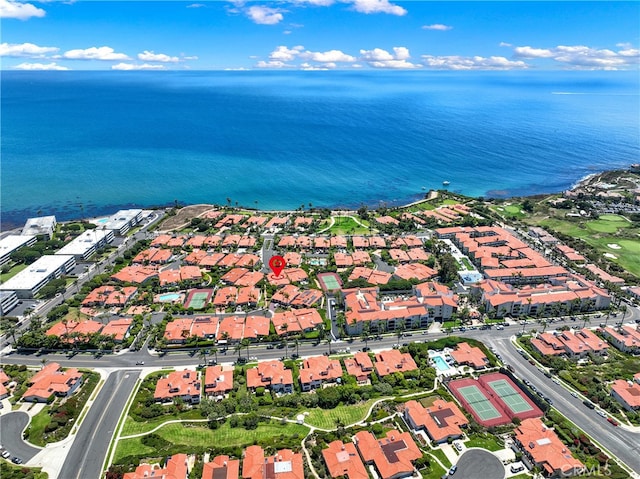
[
  {"left": 0, "top": 411, "right": 41, "bottom": 461},
  {"left": 452, "top": 448, "right": 504, "bottom": 479}
]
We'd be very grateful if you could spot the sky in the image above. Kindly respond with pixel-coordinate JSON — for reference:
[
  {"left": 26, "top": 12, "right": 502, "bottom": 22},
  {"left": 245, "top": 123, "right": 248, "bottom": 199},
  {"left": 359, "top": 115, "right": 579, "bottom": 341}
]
[{"left": 1, "top": 0, "right": 639, "bottom": 71}]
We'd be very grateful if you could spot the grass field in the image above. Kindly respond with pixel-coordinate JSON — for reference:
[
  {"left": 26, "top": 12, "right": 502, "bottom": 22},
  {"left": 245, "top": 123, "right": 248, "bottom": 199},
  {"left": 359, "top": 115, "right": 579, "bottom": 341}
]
[
  {"left": 326, "top": 216, "right": 371, "bottom": 235},
  {"left": 304, "top": 398, "right": 380, "bottom": 429},
  {"left": 0, "top": 263, "right": 28, "bottom": 283},
  {"left": 121, "top": 409, "right": 204, "bottom": 436},
  {"left": 114, "top": 421, "right": 309, "bottom": 462},
  {"left": 492, "top": 203, "right": 526, "bottom": 219},
  {"left": 537, "top": 214, "right": 640, "bottom": 277},
  {"left": 465, "top": 433, "right": 504, "bottom": 451}
]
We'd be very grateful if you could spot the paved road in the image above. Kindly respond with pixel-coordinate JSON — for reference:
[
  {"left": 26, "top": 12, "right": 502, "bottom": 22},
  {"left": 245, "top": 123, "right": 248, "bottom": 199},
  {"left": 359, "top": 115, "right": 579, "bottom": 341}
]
[
  {"left": 0, "top": 411, "right": 41, "bottom": 461},
  {"left": 454, "top": 448, "right": 504, "bottom": 479},
  {"left": 57, "top": 369, "right": 140, "bottom": 479},
  {"left": 488, "top": 336, "right": 640, "bottom": 475}
]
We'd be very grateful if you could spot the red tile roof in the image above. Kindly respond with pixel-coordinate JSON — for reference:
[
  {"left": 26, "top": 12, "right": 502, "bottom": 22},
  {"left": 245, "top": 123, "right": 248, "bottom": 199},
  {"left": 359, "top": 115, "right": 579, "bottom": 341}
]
[
  {"left": 299, "top": 356, "right": 343, "bottom": 385},
  {"left": 374, "top": 349, "right": 418, "bottom": 377},
  {"left": 611, "top": 379, "right": 640, "bottom": 409},
  {"left": 405, "top": 399, "right": 468, "bottom": 442},
  {"left": 450, "top": 342, "right": 488, "bottom": 369},
  {"left": 322, "top": 440, "right": 368, "bottom": 479},
  {"left": 354, "top": 430, "right": 421, "bottom": 479},
  {"left": 154, "top": 370, "right": 201, "bottom": 402},
  {"left": 23, "top": 363, "right": 82, "bottom": 401},
  {"left": 123, "top": 454, "right": 189, "bottom": 479},
  {"left": 246, "top": 360, "right": 293, "bottom": 390},
  {"left": 203, "top": 455, "right": 240, "bottom": 479},
  {"left": 204, "top": 365, "right": 234, "bottom": 396},
  {"left": 242, "top": 446, "right": 303, "bottom": 479},
  {"left": 514, "top": 418, "right": 583, "bottom": 476}
]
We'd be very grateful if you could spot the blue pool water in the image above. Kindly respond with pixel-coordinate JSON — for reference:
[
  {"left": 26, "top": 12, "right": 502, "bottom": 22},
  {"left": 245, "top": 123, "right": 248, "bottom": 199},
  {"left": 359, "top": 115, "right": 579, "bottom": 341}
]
[
  {"left": 433, "top": 355, "right": 451, "bottom": 372},
  {"left": 158, "top": 293, "right": 182, "bottom": 302}
]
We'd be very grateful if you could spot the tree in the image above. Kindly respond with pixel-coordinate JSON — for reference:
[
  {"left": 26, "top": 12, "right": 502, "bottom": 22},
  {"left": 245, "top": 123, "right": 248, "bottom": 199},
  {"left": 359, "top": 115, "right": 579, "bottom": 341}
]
[
  {"left": 437, "top": 253, "right": 458, "bottom": 284},
  {"left": 240, "top": 338, "right": 251, "bottom": 360},
  {"left": 360, "top": 322, "right": 371, "bottom": 350}
]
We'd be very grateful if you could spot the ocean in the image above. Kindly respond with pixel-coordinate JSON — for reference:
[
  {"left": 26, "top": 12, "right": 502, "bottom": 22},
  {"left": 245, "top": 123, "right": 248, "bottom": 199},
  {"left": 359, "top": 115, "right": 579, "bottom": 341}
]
[{"left": 2, "top": 70, "right": 638, "bottom": 228}]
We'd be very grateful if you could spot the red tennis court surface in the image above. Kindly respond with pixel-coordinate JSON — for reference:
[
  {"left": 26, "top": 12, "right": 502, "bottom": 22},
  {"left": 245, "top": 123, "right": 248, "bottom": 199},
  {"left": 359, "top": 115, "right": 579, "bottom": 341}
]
[{"left": 448, "top": 373, "right": 542, "bottom": 427}]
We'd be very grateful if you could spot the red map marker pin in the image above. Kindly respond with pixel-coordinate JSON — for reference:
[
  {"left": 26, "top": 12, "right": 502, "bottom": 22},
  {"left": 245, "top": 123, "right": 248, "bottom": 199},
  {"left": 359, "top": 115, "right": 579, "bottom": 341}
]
[{"left": 269, "top": 255, "right": 286, "bottom": 278}]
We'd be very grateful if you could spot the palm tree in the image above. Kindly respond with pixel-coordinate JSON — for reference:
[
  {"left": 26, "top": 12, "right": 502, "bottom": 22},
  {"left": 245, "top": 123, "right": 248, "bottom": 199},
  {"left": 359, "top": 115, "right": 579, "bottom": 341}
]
[
  {"left": 234, "top": 342, "right": 243, "bottom": 360},
  {"left": 40, "top": 358, "right": 48, "bottom": 370},
  {"left": 211, "top": 347, "right": 218, "bottom": 364},
  {"left": 199, "top": 348, "right": 207, "bottom": 365},
  {"left": 282, "top": 323, "right": 289, "bottom": 358},
  {"left": 396, "top": 319, "right": 406, "bottom": 343},
  {"left": 294, "top": 338, "right": 300, "bottom": 358},
  {"left": 360, "top": 323, "right": 371, "bottom": 350},
  {"left": 241, "top": 338, "right": 251, "bottom": 360}
]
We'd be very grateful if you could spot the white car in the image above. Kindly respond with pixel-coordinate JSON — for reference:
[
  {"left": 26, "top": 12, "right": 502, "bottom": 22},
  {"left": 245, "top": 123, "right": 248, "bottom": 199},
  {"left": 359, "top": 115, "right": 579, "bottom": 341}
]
[{"left": 1, "top": 450, "right": 11, "bottom": 459}]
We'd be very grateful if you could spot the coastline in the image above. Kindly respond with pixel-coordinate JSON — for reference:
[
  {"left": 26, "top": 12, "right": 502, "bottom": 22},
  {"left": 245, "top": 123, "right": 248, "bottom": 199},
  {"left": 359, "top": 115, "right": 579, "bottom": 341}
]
[{"left": 1, "top": 168, "right": 635, "bottom": 231}]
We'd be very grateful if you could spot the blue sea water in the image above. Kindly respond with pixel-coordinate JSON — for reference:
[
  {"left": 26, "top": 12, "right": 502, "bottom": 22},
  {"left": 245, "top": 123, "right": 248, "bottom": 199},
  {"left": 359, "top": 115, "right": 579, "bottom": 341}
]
[{"left": 2, "top": 70, "right": 638, "bottom": 228}]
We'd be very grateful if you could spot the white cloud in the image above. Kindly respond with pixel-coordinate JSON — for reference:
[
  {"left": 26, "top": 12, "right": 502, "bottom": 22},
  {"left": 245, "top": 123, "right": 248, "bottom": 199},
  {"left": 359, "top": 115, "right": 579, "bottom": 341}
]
[
  {"left": 269, "top": 45, "right": 304, "bottom": 61},
  {"left": 512, "top": 43, "right": 639, "bottom": 69},
  {"left": 302, "top": 49, "right": 355, "bottom": 63},
  {"left": 347, "top": 0, "right": 406, "bottom": 15},
  {"left": 247, "top": 5, "right": 284, "bottom": 24},
  {"left": 359, "top": 47, "right": 394, "bottom": 61},
  {"left": 300, "top": 62, "right": 331, "bottom": 70},
  {"left": 63, "top": 46, "right": 130, "bottom": 61},
  {"left": 499, "top": 42, "right": 512, "bottom": 48},
  {"left": 111, "top": 63, "right": 166, "bottom": 71},
  {"left": 422, "top": 55, "right": 528, "bottom": 70},
  {"left": 186, "top": 3, "right": 205, "bottom": 7},
  {"left": 0, "top": 42, "right": 58, "bottom": 57},
  {"left": 13, "top": 62, "right": 68, "bottom": 70},
  {"left": 360, "top": 46, "right": 418, "bottom": 68},
  {"left": 0, "top": 0, "right": 45, "bottom": 19},
  {"left": 138, "top": 50, "right": 180, "bottom": 63},
  {"left": 513, "top": 46, "right": 555, "bottom": 58},
  {"left": 422, "top": 24, "right": 452, "bottom": 31},
  {"left": 256, "top": 60, "right": 289, "bottom": 68},
  {"left": 291, "top": 0, "right": 334, "bottom": 5}
]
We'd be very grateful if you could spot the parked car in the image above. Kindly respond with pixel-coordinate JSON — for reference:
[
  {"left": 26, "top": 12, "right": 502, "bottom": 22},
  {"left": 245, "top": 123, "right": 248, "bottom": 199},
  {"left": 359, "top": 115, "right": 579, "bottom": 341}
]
[
  {"left": 135, "top": 361, "right": 145, "bottom": 365},
  {"left": 571, "top": 391, "right": 579, "bottom": 398},
  {"left": 583, "top": 400, "right": 596, "bottom": 409},
  {"left": 448, "top": 465, "right": 458, "bottom": 475},
  {"left": 266, "top": 344, "right": 274, "bottom": 350},
  {"left": 496, "top": 325, "right": 504, "bottom": 330},
  {"left": 1, "top": 450, "right": 11, "bottom": 459},
  {"left": 11, "top": 457, "right": 22, "bottom": 464},
  {"left": 454, "top": 441, "right": 463, "bottom": 451},
  {"left": 607, "top": 417, "right": 619, "bottom": 426},
  {"left": 596, "top": 409, "right": 607, "bottom": 418}
]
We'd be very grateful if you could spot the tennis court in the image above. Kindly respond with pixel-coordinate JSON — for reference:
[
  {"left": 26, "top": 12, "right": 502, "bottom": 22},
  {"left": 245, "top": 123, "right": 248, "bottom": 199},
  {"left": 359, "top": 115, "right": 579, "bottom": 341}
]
[
  {"left": 487, "top": 379, "right": 534, "bottom": 414},
  {"left": 185, "top": 289, "right": 213, "bottom": 310},
  {"left": 317, "top": 272, "right": 342, "bottom": 291},
  {"left": 457, "top": 385, "right": 503, "bottom": 421}
]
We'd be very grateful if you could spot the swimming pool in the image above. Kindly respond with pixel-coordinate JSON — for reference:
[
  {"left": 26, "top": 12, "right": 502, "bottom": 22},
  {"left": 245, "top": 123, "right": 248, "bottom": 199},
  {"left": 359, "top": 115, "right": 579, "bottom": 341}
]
[
  {"left": 157, "top": 293, "right": 182, "bottom": 302},
  {"left": 433, "top": 355, "right": 451, "bottom": 372}
]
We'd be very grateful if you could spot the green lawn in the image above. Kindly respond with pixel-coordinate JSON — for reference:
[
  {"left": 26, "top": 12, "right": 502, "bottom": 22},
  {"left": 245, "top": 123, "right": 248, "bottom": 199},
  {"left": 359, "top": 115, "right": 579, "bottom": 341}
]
[
  {"left": 0, "top": 263, "right": 28, "bottom": 283},
  {"left": 114, "top": 421, "right": 309, "bottom": 462},
  {"left": 465, "top": 434, "right": 503, "bottom": 451},
  {"left": 429, "top": 447, "right": 451, "bottom": 467},
  {"left": 421, "top": 461, "right": 447, "bottom": 479},
  {"left": 121, "top": 409, "right": 205, "bottom": 436},
  {"left": 27, "top": 407, "right": 52, "bottom": 446},
  {"left": 327, "top": 216, "right": 371, "bottom": 235},
  {"left": 304, "top": 398, "right": 380, "bottom": 429},
  {"left": 0, "top": 461, "right": 48, "bottom": 479}
]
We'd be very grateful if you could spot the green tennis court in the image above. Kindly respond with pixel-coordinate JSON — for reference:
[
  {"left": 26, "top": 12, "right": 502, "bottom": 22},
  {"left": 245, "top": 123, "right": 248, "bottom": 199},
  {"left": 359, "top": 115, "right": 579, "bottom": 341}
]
[
  {"left": 186, "top": 291, "right": 209, "bottom": 310},
  {"left": 457, "top": 385, "right": 502, "bottom": 421},
  {"left": 487, "top": 379, "right": 533, "bottom": 414},
  {"left": 318, "top": 273, "right": 342, "bottom": 291}
]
